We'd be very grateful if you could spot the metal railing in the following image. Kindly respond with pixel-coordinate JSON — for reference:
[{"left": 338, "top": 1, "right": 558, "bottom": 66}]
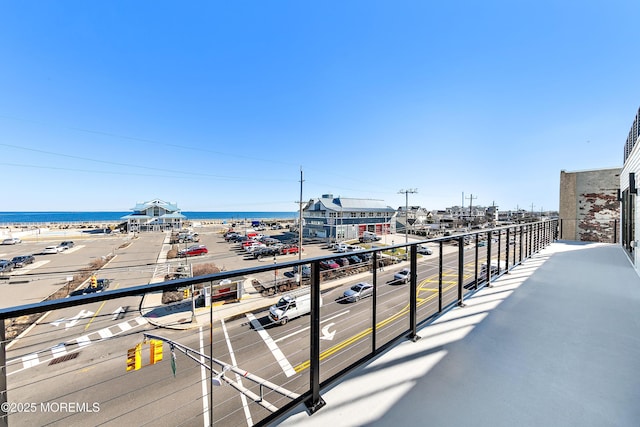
[{"left": 0, "top": 220, "right": 558, "bottom": 426}]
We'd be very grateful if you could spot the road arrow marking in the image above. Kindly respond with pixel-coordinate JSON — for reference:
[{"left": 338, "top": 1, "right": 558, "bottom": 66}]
[
  {"left": 112, "top": 306, "right": 126, "bottom": 320},
  {"left": 321, "top": 323, "right": 336, "bottom": 341},
  {"left": 50, "top": 318, "right": 66, "bottom": 327},
  {"left": 64, "top": 309, "right": 94, "bottom": 329}
]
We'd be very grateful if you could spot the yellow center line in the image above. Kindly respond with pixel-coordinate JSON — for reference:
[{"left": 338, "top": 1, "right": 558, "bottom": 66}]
[
  {"left": 294, "top": 270, "right": 462, "bottom": 373},
  {"left": 84, "top": 283, "right": 119, "bottom": 331},
  {"left": 294, "top": 257, "right": 493, "bottom": 373}
]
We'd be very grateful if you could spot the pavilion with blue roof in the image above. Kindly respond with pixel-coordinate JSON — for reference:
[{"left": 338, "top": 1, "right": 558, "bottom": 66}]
[{"left": 120, "top": 199, "right": 186, "bottom": 232}]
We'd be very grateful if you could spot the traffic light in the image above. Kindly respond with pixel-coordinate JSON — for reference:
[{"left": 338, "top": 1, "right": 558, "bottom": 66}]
[
  {"left": 150, "top": 339, "right": 163, "bottom": 364},
  {"left": 126, "top": 343, "right": 141, "bottom": 371},
  {"left": 90, "top": 276, "right": 97, "bottom": 288},
  {"left": 183, "top": 288, "right": 189, "bottom": 298}
]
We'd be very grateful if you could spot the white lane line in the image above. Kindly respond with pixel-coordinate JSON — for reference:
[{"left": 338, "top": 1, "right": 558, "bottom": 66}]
[
  {"left": 98, "top": 328, "right": 113, "bottom": 339},
  {"left": 22, "top": 353, "right": 40, "bottom": 368},
  {"left": 62, "top": 245, "right": 84, "bottom": 254},
  {"left": 246, "top": 313, "right": 296, "bottom": 378},
  {"left": 51, "top": 343, "right": 67, "bottom": 359},
  {"left": 9, "top": 316, "right": 148, "bottom": 375},
  {"left": 221, "top": 318, "right": 252, "bottom": 426},
  {"left": 76, "top": 335, "right": 91, "bottom": 347},
  {"left": 273, "top": 310, "right": 350, "bottom": 344},
  {"left": 131, "top": 316, "right": 148, "bottom": 326},
  {"left": 199, "top": 327, "right": 210, "bottom": 427},
  {"left": 118, "top": 321, "right": 133, "bottom": 332},
  {"left": 11, "top": 260, "right": 50, "bottom": 275}
]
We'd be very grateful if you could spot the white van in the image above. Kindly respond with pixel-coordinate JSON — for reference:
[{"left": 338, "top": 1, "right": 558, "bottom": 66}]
[{"left": 268, "top": 291, "right": 323, "bottom": 325}]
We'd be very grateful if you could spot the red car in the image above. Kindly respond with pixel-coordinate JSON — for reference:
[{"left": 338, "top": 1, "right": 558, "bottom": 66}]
[
  {"left": 179, "top": 245, "right": 208, "bottom": 257},
  {"left": 280, "top": 245, "right": 300, "bottom": 255},
  {"left": 319, "top": 259, "right": 340, "bottom": 270}
]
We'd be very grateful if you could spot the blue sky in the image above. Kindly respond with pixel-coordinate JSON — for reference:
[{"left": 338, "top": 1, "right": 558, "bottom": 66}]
[{"left": 1, "top": 1, "right": 638, "bottom": 213}]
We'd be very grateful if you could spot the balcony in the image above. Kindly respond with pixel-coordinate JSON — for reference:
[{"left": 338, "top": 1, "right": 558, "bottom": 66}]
[{"left": 2, "top": 220, "right": 637, "bottom": 426}]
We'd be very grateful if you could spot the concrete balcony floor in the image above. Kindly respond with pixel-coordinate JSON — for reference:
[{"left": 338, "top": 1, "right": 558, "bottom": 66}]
[{"left": 278, "top": 241, "right": 640, "bottom": 427}]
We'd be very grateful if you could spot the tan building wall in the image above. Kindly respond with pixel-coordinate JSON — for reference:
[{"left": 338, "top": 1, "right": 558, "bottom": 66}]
[{"left": 559, "top": 168, "right": 621, "bottom": 242}]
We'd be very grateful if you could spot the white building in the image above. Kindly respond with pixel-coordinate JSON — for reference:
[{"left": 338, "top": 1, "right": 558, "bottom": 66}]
[
  {"left": 621, "top": 106, "right": 640, "bottom": 273},
  {"left": 121, "top": 199, "right": 186, "bottom": 232}
]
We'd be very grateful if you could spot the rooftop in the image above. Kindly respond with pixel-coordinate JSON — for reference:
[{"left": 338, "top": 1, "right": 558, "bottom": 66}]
[{"left": 277, "top": 241, "right": 640, "bottom": 426}]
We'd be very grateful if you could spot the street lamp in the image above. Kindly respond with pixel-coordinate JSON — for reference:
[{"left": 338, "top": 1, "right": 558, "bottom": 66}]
[
  {"left": 274, "top": 255, "right": 278, "bottom": 288},
  {"left": 398, "top": 189, "right": 418, "bottom": 246}
]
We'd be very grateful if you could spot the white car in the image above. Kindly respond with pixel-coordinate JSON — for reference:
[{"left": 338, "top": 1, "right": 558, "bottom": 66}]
[
  {"left": 416, "top": 245, "right": 433, "bottom": 255},
  {"left": 2, "top": 237, "right": 21, "bottom": 245},
  {"left": 42, "top": 246, "right": 62, "bottom": 254}
]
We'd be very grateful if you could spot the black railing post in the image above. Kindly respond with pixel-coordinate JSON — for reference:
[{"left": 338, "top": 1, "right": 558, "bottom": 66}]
[
  {"left": 1, "top": 319, "right": 7, "bottom": 427},
  {"left": 474, "top": 234, "right": 479, "bottom": 290},
  {"left": 438, "top": 240, "right": 443, "bottom": 312},
  {"left": 372, "top": 251, "right": 378, "bottom": 353},
  {"left": 560, "top": 218, "right": 563, "bottom": 240},
  {"left": 546, "top": 221, "right": 550, "bottom": 246},
  {"left": 614, "top": 219, "right": 618, "bottom": 244},
  {"left": 407, "top": 244, "right": 420, "bottom": 342},
  {"left": 457, "top": 237, "right": 465, "bottom": 307},
  {"left": 506, "top": 228, "right": 510, "bottom": 271},
  {"left": 519, "top": 225, "right": 523, "bottom": 264},
  {"left": 497, "top": 229, "right": 502, "bottom": 275},
  {"left": 305, "top": 260, "right": 325, "bottom": 414},
  {"left": 486, "top": 231, "right": 492, "bottom": 286},
  {"left": 528, "top": 224, "right": 533, "bottom": 258},
  {"left": 512, "top": 227, "right": 517, "bottom": 266}
]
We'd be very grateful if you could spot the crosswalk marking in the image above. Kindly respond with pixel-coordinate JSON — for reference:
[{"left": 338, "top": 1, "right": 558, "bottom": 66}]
[{"left": 9, "top": 316, "right": 149, "bottom": 374}]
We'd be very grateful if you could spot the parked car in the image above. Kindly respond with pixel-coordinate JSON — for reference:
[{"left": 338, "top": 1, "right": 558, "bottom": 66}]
[
  {"left": 241, "top": 240, "right": 259, "bottom": 249},
  {"left": 347, "top": 255, "right": 363, "bottom": 265},
  {"left": 253, "top": 246, "right": 280, "bottom": 259},
  {"left": 319, "top": 260, "right": 340, "bottom": 270},
  {"left": 170, "top": 232, "right": 199, "bottom": 244},
  {"left": 0, "top": 260, "right": 14, "bottom": 273},
  {"left": 245, "top": 242, "right": 266, "bottom": 252},
  {"left": 223, "top": 231, "right": 239, "bottom": 241},
  {"left": 2, "top": 237, "right": 21, "bottom": 245},
  {"left": 227, "top": 234, "right": 247, "bottom": 243},
  {"left": 343, "top": 282, "right": 373, "bottom": 302},
  {"left": 57, "top": 241, "right": 75, "bottom": 250},
  {"left": 41, "top": 246, "right": 62, "bottom": 254},
  {"left": 334, "top": 257, "right": 350, "bottom": 267},
  {"left": 477, "top": 240, "right": 488, "bottom": 247},
  {"left": 11, "top": 255, "right": 35, "bottom": 268},
  {"left": 280, "top": 245, "right": 300, "bottom": 255},
  {"left": 416, "top": 245, "right": 433, "bottom": 255},
  {"left": 178, "top": 245, "right": 208, "bottom": 257},
  {"left": 293, "top": 264, "right": 311, "bottom": 278},
  {"left": 394, "top": 268, "right": 411, "bottom": 284}
]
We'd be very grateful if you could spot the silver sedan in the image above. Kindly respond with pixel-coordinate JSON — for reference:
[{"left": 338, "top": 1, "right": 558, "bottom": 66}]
[{"left": 343, "top": 282, "right": 373, "bottom": 302}]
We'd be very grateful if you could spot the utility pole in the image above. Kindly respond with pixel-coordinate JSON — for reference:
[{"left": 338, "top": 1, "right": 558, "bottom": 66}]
[
  {"left": 530, "top": 203, "right": 535, "bottom": 221},
  {"left": 298, "top": 168, "right": 304, "bottom": 261},
  {"left": 466, "top": 193, "right": 477, "bottom": 227},
  {"left": 398, "top": 189, "right": 418, "bottom": 245}
]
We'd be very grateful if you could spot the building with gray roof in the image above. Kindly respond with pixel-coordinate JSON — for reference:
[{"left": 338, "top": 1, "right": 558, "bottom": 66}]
[{"left": 302, "top": 193, "right": 396, "bottom": 242}]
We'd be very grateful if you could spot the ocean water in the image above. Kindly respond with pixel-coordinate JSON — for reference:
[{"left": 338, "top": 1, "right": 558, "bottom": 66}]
[{"left": 0, "top": 211, "right": 297, "bottom": 224}]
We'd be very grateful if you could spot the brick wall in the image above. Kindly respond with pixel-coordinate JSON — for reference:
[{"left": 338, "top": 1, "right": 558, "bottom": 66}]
[{"left": 559, "top": 168, "right": 621, "bottom": 242}]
